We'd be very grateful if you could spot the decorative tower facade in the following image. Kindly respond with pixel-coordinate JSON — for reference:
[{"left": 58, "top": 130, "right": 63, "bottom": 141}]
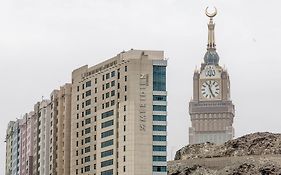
[{"left": 189, "top": 8, "right": 235, "bottom": 144}]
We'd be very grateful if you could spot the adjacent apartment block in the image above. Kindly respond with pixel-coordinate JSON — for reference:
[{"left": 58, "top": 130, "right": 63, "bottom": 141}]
[
  {"left": 5, "top": 84, "right": 72, "bottom": 175},
  {"left": 50, "top": 84, "right": 72, "bottom": 175},
  {"left": 71, "top": 49, "right": 167, "bottom": 175},
  {"left": 5, "top": 121, "right": 16, "bottom": 175}
]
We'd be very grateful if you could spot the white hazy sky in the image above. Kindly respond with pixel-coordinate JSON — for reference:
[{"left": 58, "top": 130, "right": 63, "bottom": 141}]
[{"left": 1, "top": 0, "right": 281, "bottom": 173}]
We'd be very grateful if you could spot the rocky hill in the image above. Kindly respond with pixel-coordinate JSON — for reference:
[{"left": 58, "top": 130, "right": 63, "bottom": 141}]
[{"left": 168, "top": 132, "right": 281, "bottom": 175}]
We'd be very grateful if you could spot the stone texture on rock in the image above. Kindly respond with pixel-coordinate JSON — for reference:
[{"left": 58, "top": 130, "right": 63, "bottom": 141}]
[
  {"left": 169, "top": 132, "right": 281, "bottom": 175},
  {"left": 175, "top": 132, "right": 281, "bottom": 160}
]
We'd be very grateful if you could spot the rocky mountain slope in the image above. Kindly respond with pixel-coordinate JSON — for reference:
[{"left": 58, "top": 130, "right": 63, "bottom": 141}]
[{"left": 168, "top": 132, "right": 281, "bottom": 175}]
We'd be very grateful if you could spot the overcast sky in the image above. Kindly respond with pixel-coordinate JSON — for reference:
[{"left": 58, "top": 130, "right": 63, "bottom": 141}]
[{"left": 1, "top": 0, "right": 281, "bottom": 173}]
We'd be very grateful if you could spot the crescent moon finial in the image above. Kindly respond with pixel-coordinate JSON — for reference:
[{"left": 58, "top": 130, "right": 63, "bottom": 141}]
[{"left": 205, "top": 6, "right": 217, "bottom": 18}]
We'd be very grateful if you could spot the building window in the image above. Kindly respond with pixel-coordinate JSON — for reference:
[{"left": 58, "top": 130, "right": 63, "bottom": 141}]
[
  {"left": 153, "top": 135, "right": 166, "bottom": 141},
  {"left": 106, "top": 83, "right": 110, "bottom": 89},
  {"left": 85, "top": 118, "right": 91, "bottom": 124},
  {"left": 125, "top": 76, "right": 127, "bottom": 82},
  {"left": 85, "top": 165, "right": 90, "bottom": 172},
  {"left": 111, "top": 81, "right": 115, "bottom": 87},
  {"left": 153, "top": 166, "right": 167, "bottom": 172},
  {"left": 85, "top": 156, "right": 90, "bottom": 163},
  {"left": 153, "top": 105, "right": 166, "bottom": 111},
  {"left": 111, "top": 71, "right": 115, "bottom": 77},
  {"left": 101, "top": 130, "right": 114, "bottom": 138},
  {"left": 95, "top": 78, "right": 97, "bottom": 84},
  {"left": 101, "top": 120, "right": 114, "bottom": 128},
  {"left": 125, "top": 66, "right": 128, "bottom": 72},
  {"left": 153, "top": 145, "right": 167, "bottom": 152},
  {"left": 101, "top": 169, "right": 113, "bottom": 175},
  {"left": 124, "top": 105, "right": 126, "bottom": 111},
  {"left": 101, "top": 110, "right": 114, "bottom": 119},
  {"left": 85, "top": 127, "right": 91, "bottom": 134},
  {"left": 86, "top": 99, "right": 91, "bottom": 106},
  {"left": 117, "top": 71, "right": 120, "bottom": 79},
  {"left": 101, "top": 149, "right": 113, "bottom": 158},
  {"left": 153, "top": 156, "right": 166, "bottom": 162},
  {"left": 85, "top": 146, "right": 90, "bottom": 153},
  {"left": 153, "top": 115, "right": 166, "bottom": 121},
  {"left": 153, "top": 125, "right": 167, "bottom": 131},
  {"left": 85, "top": 137, "right": 91, "bottom": 144},
  {"left": 125, "top": 85, "right": 127, "bottom": 91},
  {"left": 111, "top": 100, "right": 115, "bottom": 106},
  {"left": 101, "top": 139, "right": 114, "bottom": 148},
  {"left": 86, "top": 90, "right": 91, "bottom": 97},
  {"left": 111, "top": 90, "right": 115, "bottom": 97},
  {"left": 153, "top": 95, "right": 167, "bottom": 101},
  {"left": 85, "top": 109, "right": 91, "bottom": 115},
  {"left": 101, "top": 159, "right": 113, "bottom": 168},
  {"left": 86, "top": 81, "right": 91, "bottom": 87},
  {"left": 106, "top": 92, "right": 110, "bottom": 98},
  {"left": 153, "top": 66, "right": 166, "bottom": 91},
  {"left": 77, "top": 86, "right": 80, "bottom": 92},
  {"left": 106, "top": 73, "right": 110, "bottom": 79}
]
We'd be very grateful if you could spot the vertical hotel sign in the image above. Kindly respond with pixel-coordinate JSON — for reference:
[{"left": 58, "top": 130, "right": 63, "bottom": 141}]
[{"left": 139, "top": 74, "right": 148, "bottom": 131}]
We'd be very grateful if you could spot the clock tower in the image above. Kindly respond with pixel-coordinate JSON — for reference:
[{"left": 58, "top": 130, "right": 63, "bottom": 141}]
[{"left": 189, "top": 8, "right": 235, "bottom": 144}]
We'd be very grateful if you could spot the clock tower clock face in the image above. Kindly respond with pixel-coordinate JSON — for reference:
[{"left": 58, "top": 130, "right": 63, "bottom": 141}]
[{"left": 201, "top": 80, "right": 220, "bottom": 99}]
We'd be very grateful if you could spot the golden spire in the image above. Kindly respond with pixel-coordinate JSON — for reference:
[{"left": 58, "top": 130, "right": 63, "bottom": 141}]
[{"left": 205, "top": 7, "right": 217, "bottom": 50}]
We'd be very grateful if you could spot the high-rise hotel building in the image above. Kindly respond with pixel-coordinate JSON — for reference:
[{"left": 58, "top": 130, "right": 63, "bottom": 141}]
[
  {"left": 5, "top": 49, "right": 167, "bottom": 175},
  {"left": 71, "top": 50, "right": 167, "bottom": 175}
]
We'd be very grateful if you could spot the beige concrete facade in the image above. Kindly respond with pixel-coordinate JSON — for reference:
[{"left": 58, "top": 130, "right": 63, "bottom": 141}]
[
  {"left": 71, "top": 49, "right": 167, "bottom": 175},
  {"left": 50, "top": 84, "right": 72, "bottom": 175}
]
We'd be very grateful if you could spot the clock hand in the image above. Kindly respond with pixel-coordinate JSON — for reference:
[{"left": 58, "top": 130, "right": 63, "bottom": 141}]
[{"left": 207, "top": 83, "right": 215, "bottom": 97}]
